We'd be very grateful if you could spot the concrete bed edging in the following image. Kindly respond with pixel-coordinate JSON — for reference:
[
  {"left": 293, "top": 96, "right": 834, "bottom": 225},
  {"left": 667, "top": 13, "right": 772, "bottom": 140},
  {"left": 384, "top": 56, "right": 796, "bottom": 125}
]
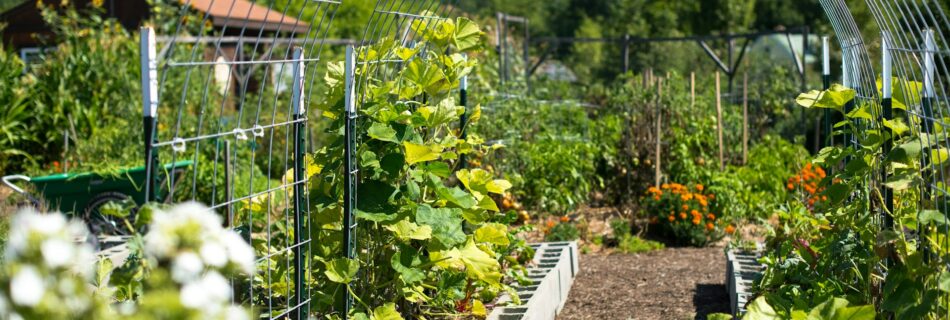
[
  {"left": 726, "top": 243, "right": 764, "bottom": 318},
  {"left": 487, "top": 241, "right": 580, "bottom": 320}
]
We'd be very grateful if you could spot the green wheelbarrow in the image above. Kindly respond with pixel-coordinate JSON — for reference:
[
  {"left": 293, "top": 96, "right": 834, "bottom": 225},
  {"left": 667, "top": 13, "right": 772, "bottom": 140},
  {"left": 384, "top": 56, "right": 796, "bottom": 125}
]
[{"left": 2, "top": 161, "right": 193, "bottom": 237}]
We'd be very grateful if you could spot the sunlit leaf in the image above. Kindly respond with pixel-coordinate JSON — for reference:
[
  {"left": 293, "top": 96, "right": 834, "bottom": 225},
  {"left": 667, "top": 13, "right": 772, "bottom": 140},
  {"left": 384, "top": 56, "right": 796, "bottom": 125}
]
[
  {"left": 403, "top": 141, "right": 443, "bottom": 165},
  {"left": 325, "top": 258, "right": 359, "bottom": 284},
  {"left": 453, "top": 17, "right": 482, "bottom": 52},
  {"left": 385, "top": 219, "right": 432, "bottom": 241},
  {"left": 474, "top": 223, "right": 509, "bottom": 246}
]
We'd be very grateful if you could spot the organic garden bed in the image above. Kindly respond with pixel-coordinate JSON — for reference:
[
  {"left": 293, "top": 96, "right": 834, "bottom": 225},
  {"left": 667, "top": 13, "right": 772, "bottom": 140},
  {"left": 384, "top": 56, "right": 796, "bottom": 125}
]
[{"left": 557, "top": 246, "right": 730, "bottom": 320}]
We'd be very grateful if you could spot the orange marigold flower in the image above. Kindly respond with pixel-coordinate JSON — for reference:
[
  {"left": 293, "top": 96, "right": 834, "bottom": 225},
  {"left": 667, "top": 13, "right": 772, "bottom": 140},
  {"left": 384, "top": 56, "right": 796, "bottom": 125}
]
[
  {"left": 560, "top": 216, "right": 570, "bottom": 223},
  {"left": 706, "top": 222, "right": 715, "bottom": 231},
  {"left": 682, "top": 204, "right": 690, "bottom": 211},
  {"left": 668, "top": 215, "right": 676, "bottom": 222},
  {"left": 691, "top": 210, "right": 700, "bottom": 217},
  {"left": 707, "top": 213, "right": 715, "bottom": 220},
  {"left": 692, "top": 218, "right": 701, "bottom": 225},
  {"left": 787, "top": 183, "right": 795, "bottom": 190},
  {"left": 661, "top": 183, "right": 670, "bottom": 189},
  {"left": 822, "top": 195, "right": 828, "bottom": 201},
  {"left": 679, "top": 212, "right": 687, "bottom": 220},
  {"left": 695, "top": 184, "right": 704, "bottom": 191},
  {"left": 545, "top": 220, "right": 557, "bottom": 229},
  {"left": 725, "top": 225, "right": 736, "bottom": 234},
  {"left": 653, "top": 195, "right": 660, "bottom": 201}
]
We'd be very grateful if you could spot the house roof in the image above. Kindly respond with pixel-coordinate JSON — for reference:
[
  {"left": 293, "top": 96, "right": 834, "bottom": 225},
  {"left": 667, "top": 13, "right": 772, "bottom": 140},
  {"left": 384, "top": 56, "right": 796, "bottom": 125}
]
[
  {"left": 185, "top": 0, "right": 310, "bottom": 33},
  {"left": 0, "top": 0, "right": 309, "bottom": 48}
]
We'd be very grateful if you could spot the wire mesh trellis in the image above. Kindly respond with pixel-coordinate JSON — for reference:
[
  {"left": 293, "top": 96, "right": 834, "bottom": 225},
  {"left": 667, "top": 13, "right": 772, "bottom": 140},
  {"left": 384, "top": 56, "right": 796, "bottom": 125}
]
[
  {"left": 140, "top": 0, "right": 341, "bottom": 318},
  {"left": 341, "top": 0, "right": 459, "bottom": 317},
  {"left": 821, "top": 0, "right": 950, "bottom": 315}
]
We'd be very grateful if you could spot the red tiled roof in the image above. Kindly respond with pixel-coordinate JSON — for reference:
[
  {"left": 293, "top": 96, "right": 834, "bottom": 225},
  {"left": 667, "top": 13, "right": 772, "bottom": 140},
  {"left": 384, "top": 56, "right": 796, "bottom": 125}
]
[{"left": 184, "top": 0, "right": 309, "bottom": 33}]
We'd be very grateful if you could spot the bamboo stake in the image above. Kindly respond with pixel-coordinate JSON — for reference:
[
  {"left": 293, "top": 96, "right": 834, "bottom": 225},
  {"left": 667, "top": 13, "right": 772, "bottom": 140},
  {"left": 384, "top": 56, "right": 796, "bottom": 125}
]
[
  {"left": 742, "top": 73, "right": 749, "bottom": 164},
  {"left": 716, "top": 72, "right": 724, "bottom": 171},
  {"left": 655, "top": 77, "right": 663, "bottom": 187}
]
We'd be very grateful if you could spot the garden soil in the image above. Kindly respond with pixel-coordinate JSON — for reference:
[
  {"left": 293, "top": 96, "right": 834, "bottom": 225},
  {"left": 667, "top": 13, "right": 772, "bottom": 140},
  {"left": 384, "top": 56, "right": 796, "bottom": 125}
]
[{"left": 558, "top": 246, "right": 730, "bottom": 320}]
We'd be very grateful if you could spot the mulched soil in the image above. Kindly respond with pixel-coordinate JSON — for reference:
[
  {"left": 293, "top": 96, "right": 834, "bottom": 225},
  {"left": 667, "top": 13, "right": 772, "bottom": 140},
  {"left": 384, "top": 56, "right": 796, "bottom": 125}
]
[{"left": 558, "top": 246, "right": 731, "bottom": 320}]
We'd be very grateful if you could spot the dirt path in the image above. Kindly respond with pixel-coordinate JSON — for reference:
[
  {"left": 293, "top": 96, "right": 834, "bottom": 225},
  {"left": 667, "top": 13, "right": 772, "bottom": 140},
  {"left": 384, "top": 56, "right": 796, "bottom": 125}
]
[{"left": 558, "top": 246, "right": 730, "bottom": 320}]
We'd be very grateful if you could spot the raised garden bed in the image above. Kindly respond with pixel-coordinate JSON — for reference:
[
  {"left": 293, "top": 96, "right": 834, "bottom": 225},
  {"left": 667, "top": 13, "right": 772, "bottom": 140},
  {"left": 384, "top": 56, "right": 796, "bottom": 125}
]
[
  {"left": 726, "top": 243, "right": 764, "bottom": 317},
  {"left": 488, "top": 241, "right": 579, "bottom": 320}
]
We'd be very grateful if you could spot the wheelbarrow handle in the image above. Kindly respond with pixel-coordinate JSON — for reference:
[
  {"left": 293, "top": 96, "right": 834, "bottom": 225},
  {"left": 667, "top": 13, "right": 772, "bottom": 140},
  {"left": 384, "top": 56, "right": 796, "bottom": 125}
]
[{"left": 2, "top": 175, "right": 31, "bottom": 195}]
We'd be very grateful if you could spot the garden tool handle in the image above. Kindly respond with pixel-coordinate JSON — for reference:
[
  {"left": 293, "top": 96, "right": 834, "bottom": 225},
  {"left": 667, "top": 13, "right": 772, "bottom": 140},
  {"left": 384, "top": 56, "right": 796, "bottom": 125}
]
[{"left": 2, "top": 175, "right": 30, "bottom": 195}]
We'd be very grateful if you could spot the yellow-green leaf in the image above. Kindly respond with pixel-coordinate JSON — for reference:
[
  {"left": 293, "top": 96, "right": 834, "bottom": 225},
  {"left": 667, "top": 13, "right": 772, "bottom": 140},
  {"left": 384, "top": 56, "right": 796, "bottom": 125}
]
[
  {"left": 472, "top": 300, "right": 487, "bottom": 316},
  {"left": 459, "top": 238, "right": 502, "bottom": 285},
  {"left": 475, "top": 223, "right": 510, "bottom": 246},
  {"left": 385, "top": 219, "right": 432, "bottom": 241},
  {"left": 370, "top": 303, "right": 404, "bottom": 320},
  {"left": 394, "top": 45, "right": 421, "bottom": 61},
  {"left": 324, "top": 258, "right": 359, "bottom": 284},
  {"left": 404, "top": 141, "right": 443, "bottom": 165},
  {"left": 796, "top": 84, "right": 855, "bottom": 112},
  {"left": 454, "top": 17, "right": 483, "bottom": 52},
  {"left": 932, "top": 148, "right": 950, "bottom": 165}
]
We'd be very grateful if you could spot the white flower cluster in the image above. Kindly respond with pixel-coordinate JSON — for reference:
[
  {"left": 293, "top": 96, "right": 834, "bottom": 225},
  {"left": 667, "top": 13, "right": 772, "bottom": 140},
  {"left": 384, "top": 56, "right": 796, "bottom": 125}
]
[
  {"left": 143, "top": 202, "right": 255, "bottom": 320},
  {"left": 0, "top": 208, "right": 102, "bottom": 318}
]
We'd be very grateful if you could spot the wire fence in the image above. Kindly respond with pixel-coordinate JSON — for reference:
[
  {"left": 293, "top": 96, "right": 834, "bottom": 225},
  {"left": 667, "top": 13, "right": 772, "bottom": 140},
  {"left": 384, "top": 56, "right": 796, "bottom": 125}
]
[
  {"left": 141, "top": 0, "right": 341, "bottom": 318},
  {"left": 822, "top": 0, "right": 950, "bottom": 315}
]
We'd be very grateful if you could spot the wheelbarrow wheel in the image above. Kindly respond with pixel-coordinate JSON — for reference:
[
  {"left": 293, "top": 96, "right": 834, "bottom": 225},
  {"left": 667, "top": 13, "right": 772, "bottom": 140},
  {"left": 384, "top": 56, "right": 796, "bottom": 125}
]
[{"left": 84, "top": 192, "right": 137, "bottom": 237}]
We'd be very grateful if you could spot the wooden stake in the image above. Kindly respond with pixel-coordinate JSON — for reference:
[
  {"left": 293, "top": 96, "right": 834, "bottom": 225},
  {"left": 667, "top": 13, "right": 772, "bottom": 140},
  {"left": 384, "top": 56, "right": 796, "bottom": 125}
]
[
  {"left": 690, "top": 72, "right": 695, "bottom": 108},
  {"left": 655, "top": 77, "right": 663, "bottom": 187},
  {"left": 716, "top": 72, "right": 725, "bottom": 171},
  {"left": 742, "top": 73, "right": 749, "bottom": 165}
]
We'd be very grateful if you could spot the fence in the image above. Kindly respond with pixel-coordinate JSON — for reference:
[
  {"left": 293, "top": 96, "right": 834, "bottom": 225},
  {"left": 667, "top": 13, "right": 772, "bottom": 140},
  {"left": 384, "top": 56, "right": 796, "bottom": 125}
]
[
  {"left": 820, "top": 0, "right": 950, "bottom": 316},
  {"left": 140, "top": 0, "right": 341, "bottom": 318}
]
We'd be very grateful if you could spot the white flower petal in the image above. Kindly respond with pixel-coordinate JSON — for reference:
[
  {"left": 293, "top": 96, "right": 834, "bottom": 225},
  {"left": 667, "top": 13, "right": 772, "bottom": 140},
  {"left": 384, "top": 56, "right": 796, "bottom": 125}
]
[
  {"left": 10, "top": 266, "right": 45, "bottom": 307},
  {"left": 41, "top": 239, "right": 73, "bottom": 268},
  {"left": 171, "top": 252, "right": 204, "bottom": 283}
]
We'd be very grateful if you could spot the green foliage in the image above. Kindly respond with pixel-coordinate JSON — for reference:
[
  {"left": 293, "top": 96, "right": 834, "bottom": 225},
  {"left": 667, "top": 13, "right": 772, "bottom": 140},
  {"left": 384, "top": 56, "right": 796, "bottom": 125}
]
[
  {"left": 544, "top": 222, "right": 579, "bottom": 242},
  {"left": 754, "top": 82, "right": 950, "bottom": 317},
  {"left": 302, "top": 16, "right": 533, "bottom": 317},
  {"left": 743, "top": 296, "right": 875, "bottom": 320},
  {"left": 616, "top": 234, "right": 664, "bottom": 254}
]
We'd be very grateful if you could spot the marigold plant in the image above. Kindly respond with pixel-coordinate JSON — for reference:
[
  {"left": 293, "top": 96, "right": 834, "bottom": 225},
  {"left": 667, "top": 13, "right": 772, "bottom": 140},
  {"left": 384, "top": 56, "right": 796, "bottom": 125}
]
[
  {"left": 644, "top": 183, "right": 724, "bottom": 246},
  {"left": 787, "top": 163, "right": 830, "bottom": 211}
]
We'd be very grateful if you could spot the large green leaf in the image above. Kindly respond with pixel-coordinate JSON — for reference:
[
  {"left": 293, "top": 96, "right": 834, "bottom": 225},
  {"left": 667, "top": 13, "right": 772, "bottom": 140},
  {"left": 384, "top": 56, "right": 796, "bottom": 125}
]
[
  {"left": 370, "top": 303, "right": 404, "bottom": 320},
  {"left": 403, "top": 141, "right": 443, "bottom": 165},
  {"left": 453, "top": 17, "right": 482, "bottom": 52},
  {"left": 391, "top": 247, "right": 426, "bottom": 284},
  {"left": 430, "top": 174, "right": 477, "bottom": 209},
  {"left": 385, "top": 219, "right": 433, "bottom": 241},
  {"left": 415, "top": 205, "right": 466, "bottom": 247},
  {"left": 368, "top": 122, "right": 398, "bottom": 143},
  {"left": 456, "top": 168, "right": 512, "bottom": 196},
  {"left": 356, "top": 180, "right": 399, "bottom": 222},
  {"left": 458, "top": 238, "right": 502, "bottom": 285},
  {"left": 919, "top": 210, "right": 947, "bottom": 226},
  {"left": 403, "top": 58, "right": 450, "bottom": 96},
  {"left": 325, "top": 258, "right": 359, "bottom": 284},
  {"left": 474, "top": 223, "right": 510, "bottom": 246},
  {"left": 938, "top": 271, "right": 950, "bottom": 293},
  {"left": 795, "top": 84, "right": 856, "bottom": 112},
  {"left": 743, "top": 296, "right": 780, "bottom": 320}
]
